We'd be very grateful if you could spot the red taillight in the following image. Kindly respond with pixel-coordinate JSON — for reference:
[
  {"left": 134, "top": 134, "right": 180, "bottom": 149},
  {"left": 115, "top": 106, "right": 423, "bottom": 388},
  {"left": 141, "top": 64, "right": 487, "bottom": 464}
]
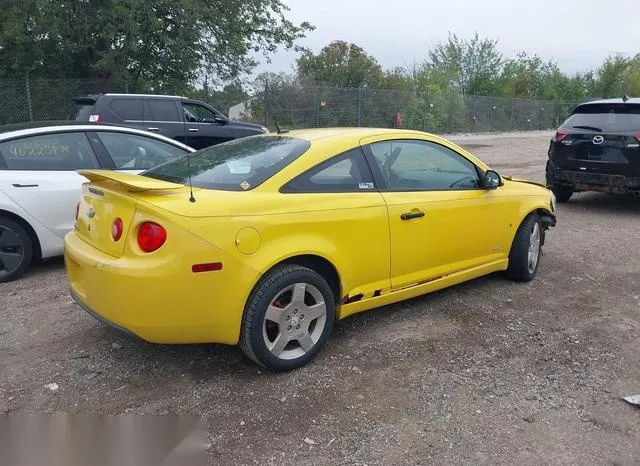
[
  {"left": 137, "top": 222, "right": 166, "bottom": 252},
  {"left": 634, "top": 135, "right": 640, "bottom": 142},
  {"left": 192, "top": 262, "right": 223, "bottom": 273},
  {"left": 111, "top": 218, "right": 123, "bottom": 241},
  {"left": 75, "top": 202, "right": 80, "bottom": 220},
  {"left": 555, "top": 130, "right": 569, "bottom": 141},
  {"left": 88, "top": 114, "right": 101, "bottom": 123}
]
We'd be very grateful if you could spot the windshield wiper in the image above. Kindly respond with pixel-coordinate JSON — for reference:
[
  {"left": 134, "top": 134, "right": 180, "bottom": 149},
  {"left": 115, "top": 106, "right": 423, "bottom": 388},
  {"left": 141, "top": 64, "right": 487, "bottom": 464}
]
[{"left": 572, "top": 125, "right": 603, "bottom": 132}]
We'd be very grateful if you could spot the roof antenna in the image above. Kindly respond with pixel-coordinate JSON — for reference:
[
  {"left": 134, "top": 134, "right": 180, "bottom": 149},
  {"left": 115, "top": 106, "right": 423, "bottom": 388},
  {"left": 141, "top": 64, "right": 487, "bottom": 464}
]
[
  {"left": 182, "top": 99, "right": 196, "bottom": 203},
  {"left": 622, "top": 94, "right": 630, "bottom": 102},
  {"left": 272, "top": 118, "right": 289, "bottom": 134}
]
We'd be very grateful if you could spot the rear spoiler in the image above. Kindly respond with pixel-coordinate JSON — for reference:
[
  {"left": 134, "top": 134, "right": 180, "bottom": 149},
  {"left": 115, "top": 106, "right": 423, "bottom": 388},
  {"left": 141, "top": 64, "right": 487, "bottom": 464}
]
[
  {"left": 72, "top": 96, "right": 99, "bottom": 105},
  {"left": 77, "top": 170, "right": 185, "bottom": 193}
]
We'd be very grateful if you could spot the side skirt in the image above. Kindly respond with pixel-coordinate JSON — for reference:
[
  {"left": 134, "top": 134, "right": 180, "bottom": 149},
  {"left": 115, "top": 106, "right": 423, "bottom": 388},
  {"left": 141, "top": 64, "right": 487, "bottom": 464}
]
[{"left": 337, "top": 259, "right": 509, "bottom": 320}]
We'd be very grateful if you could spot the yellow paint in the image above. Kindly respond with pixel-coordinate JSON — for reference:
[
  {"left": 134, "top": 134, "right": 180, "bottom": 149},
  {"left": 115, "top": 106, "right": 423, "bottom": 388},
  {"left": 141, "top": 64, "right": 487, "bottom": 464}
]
[{"left": 65, "top": 128, "right": 555, "bottom": 345}]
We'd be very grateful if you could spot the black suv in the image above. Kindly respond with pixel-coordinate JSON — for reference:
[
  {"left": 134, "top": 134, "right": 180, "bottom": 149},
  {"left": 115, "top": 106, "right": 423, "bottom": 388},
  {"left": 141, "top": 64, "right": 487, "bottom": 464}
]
[
  {"left": 546, "top": 97, "right": 640, "bottom": 202},
  {"left": 73, "top": 93, "right": 268, "bottom": 150}
]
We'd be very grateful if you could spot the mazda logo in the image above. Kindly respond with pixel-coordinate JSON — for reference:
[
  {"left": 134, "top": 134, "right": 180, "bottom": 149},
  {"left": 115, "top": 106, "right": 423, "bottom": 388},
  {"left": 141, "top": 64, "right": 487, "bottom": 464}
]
[{"left": 592, "top": 135, "right": 604, "bottom": 145}]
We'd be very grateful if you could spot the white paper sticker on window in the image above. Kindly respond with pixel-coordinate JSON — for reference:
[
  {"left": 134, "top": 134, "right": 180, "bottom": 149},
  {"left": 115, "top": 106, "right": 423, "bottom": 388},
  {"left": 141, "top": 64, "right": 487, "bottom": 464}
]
[
  {"left": 358, "top": 182, "right": 374, "bottom": 189},
  {"left": 228, "top": 161, "right": 251, "bottom": 174}
]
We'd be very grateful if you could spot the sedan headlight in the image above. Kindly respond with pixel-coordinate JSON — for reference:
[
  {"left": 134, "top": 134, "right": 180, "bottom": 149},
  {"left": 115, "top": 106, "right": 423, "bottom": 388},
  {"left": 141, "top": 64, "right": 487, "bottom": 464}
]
[{"left": 260, "top": 126, "right": 270, "bottom": 134}]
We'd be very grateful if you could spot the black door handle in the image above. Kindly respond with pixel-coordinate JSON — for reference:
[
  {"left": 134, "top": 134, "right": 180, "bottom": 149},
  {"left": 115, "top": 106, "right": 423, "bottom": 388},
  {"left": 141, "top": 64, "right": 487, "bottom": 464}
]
[
  {"left": 401, "top": 210, "right": 425, "bottom": 220},
  {"left": 12, "top": 183, "right": 39, "bottom": 188}
]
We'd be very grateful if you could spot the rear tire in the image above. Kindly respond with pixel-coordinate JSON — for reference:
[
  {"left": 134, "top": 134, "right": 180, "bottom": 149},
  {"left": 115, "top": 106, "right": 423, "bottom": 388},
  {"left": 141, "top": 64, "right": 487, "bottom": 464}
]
[
  {"left": 0, "top": 217, "right": 33, "bottom": 283},
  {"left": 551, "top": 185, "right": 573, "bottom": 203},
  {"left": 240, "top": 265, "right": 335, "bottom": 371},
  {"left": 507, "top": 214, "right": 542, "bottom": 282}
]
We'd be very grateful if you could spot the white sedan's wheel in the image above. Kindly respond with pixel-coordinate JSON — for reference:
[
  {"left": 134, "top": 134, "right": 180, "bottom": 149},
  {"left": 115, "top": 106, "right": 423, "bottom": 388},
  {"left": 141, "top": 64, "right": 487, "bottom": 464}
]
[{"left": 0, "top": 217, "right": 33, "bottom": 283}]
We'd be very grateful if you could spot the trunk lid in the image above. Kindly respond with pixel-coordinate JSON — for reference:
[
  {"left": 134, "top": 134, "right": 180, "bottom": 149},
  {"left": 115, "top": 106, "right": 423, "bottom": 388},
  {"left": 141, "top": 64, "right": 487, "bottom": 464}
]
[
  {"left": 550, "top": 132, "right": 640, "bottom": 175},
  {"left": 75, "top": 170, "right": 185, "bottom": 257}
]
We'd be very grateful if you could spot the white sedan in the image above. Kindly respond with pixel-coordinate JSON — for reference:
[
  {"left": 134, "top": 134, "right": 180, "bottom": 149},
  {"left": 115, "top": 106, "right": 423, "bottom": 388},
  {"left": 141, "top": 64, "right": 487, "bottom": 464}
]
[{"left": 0, "top": 122, "right": 195, "bottom": 282}]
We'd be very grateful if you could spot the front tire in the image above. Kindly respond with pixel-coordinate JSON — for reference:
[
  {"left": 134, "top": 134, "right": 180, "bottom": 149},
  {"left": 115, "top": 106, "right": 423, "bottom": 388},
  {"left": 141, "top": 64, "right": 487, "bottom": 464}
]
[
  {"left": 240, "top": 265, "right": 336, "bottom": 371},
  {"left": 551, "top": 185, "right": 573, "bottom": 203},
  {"left": 0, "top": 217, "right": 33, "bottom": 283},
  {"left": 507, "top": 214, "right": 543, "bottom": 282}
]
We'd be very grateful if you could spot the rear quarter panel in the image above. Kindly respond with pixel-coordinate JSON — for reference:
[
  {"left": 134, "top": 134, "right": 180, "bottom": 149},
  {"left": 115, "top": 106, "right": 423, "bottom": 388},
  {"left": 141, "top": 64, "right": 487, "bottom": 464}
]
[{"left": 153, "top": 192, "right": 393, "bottom": 307}]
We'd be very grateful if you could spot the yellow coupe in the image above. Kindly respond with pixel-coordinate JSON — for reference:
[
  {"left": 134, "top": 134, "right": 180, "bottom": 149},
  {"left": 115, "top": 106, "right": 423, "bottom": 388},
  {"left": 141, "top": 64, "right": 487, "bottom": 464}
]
[{"left": 64, "top": 128, "right": 556, "bottom": 371}]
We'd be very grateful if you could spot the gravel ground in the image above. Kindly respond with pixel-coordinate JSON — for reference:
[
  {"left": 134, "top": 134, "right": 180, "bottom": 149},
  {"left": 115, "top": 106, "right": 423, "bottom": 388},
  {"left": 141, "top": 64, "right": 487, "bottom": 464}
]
[{"left": 1, "top": 130, "right": 640, "bottom": 465}]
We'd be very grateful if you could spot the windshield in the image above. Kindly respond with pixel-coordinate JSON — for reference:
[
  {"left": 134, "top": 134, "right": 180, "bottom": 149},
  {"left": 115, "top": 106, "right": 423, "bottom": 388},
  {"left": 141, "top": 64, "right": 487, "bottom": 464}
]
[
  {"left": 142, "top": 135, "right": 310, "bottom": 191},
  {"left": 564, "top": 103, "right": 640, "bottom": 133}
]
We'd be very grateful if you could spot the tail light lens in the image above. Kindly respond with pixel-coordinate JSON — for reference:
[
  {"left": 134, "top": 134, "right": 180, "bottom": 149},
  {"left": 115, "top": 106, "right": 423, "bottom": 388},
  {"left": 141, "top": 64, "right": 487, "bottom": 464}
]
[
  {"left": 554, "top": 130, "right": 569, "bottom": 141},
  {"left": 137, "top": 222, "right": 166, "bottom": 252},
  {"left": 111, "top": 218, "right": 123, "bottom": 241},
  {"left": 75, "top": 202, "right": 80, "bottom": 220},
  {"left": 88, "top": 114, "right": 101, "bottom": 123},
  {"left": 634, "top": 135, "right": 640, "bottom": 142}
]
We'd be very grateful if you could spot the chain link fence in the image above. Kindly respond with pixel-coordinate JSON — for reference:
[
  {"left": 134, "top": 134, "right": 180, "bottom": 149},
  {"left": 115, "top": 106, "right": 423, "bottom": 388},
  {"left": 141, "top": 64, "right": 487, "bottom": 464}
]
[
  {"left": 242, "top": 84, "right": 582, "bottom": 134},
  {"left": 0, "top": 77, "right": 581, "bottom": 134},
  {"left": 0, "top": 78, "right": 126, "bottom": 125}
]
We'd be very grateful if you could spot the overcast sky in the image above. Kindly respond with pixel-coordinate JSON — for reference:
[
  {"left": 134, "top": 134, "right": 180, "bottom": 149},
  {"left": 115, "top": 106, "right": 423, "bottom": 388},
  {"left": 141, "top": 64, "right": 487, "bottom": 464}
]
[{"left": 253, "top": 0, "right": 639, "bottom": 76}]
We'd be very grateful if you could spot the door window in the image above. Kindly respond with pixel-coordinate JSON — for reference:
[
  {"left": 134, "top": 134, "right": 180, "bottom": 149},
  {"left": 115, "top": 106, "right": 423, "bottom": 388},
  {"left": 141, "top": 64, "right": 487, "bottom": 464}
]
[
  {"left": 282, "top": 148, "right": 375, "bottom": 193},
  {"left": 0, "top": 132, "right": 100, "bottom": 170},
  {"left": 182, "top": 103, "right": 219, "bottom": 123},
  {"left": 145, "top": 100, "right": 181, "bottom": 122},
  {"left": 96, "top": 131, "right": 188, "bottom": 170},
  {"left": 109, "top": 99, "right": 144, "bottom": 121},
  {"left": 368, "top": 139, "right": 481, "bottom": 191}
]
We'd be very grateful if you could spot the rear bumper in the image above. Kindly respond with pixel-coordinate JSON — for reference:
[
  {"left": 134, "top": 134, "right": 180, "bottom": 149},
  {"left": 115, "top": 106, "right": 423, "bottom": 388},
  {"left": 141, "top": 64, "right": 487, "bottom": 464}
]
[
  {"left": 546, "top": 160, "right": 640, "bottom": 194},
  {"left": 64, "top": 230, "right": 259, "bottom": 345}
]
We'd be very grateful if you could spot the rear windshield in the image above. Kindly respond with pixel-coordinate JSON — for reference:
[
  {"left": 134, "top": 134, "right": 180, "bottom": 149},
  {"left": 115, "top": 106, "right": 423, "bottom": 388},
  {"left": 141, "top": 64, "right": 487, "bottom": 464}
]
[
  {"left": 142, "top": 135, "right": 310, "bottom": 191},
  {"left": 564, "top": 103, "right": 640, "bottom": 132},
  {"left": 74, "top": 104, "right": 95, "bottom": 121}
]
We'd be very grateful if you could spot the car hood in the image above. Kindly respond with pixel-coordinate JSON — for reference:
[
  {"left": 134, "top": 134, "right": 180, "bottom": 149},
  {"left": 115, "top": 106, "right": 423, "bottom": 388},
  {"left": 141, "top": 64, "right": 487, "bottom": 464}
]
[
  {"left": 230, "top": 121, "right": 266, "bottom": 131},
  {"left": 503, "top": 175, "right": 549, "bottom": 190}
]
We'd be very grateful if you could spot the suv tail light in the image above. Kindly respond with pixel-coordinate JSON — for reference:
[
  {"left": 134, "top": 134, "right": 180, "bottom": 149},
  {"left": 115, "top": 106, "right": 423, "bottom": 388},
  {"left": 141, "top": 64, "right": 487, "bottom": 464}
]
[
  {"left": 137, "top": 222, "right": 167, "bottom": 252},
  {"left": 554, "top": 130, "right": 569, "bottom": 142},
  {"left": 634, "top": 135, "right": 640, "bottom": 142},
  {"left": 88, "top": 114, "right": 101, "bottom": 123},
  {"left": 111, "top": 218, "right": 123, "bottom": 242}
]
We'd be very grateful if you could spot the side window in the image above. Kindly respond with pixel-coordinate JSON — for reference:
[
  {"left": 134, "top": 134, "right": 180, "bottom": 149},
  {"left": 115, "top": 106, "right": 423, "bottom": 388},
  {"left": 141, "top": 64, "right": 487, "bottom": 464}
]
[
  {"left": 282, "top": 148, "right": 375, "bottom": 193},
  {"left": 368, "top": 139, "right": 481, "bottom": 191},
  {"left": 0, "top": 132, "right": 99, "bottom": 170},
  {"left": 145, "top": 100, "right": 180, "bottom": 122},
  {"left": 182, "top": 103, "right": 217, "bottom": 123},
  {"left": 109, "top": 99, "right": 144, "bottom": 121},
  {"left": 96, "top": 132, "right": 188, "bottom": 170}
]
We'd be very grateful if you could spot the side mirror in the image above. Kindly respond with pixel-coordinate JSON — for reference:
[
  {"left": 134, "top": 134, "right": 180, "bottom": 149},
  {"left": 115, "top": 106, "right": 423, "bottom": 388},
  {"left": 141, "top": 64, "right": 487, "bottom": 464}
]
[
  {"left": 483, "top": 170, "right": 502, "bottom": 189},
  {"left": 213, "top": 116, "right": 228, "bottom": 125}
]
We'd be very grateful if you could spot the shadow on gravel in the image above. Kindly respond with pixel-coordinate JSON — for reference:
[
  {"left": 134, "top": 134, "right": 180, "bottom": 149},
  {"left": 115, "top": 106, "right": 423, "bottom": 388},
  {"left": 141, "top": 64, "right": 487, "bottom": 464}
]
[
  {"left": 73, "top": 273, "right": 505, "bottom": 383},
  {"left": 563, "top": 192, "right": 640, "bottom": 213}
]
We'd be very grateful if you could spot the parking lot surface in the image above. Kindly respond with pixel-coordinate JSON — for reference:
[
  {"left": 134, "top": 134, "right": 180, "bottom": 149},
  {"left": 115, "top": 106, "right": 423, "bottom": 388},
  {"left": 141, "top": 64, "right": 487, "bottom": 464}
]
[{"left": 1, "top": 130, "right": 639, "bottom": 465}]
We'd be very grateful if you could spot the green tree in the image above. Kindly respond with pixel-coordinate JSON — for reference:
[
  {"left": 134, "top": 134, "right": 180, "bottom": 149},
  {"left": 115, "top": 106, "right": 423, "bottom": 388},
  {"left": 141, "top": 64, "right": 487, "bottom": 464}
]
[
  {"left": 427, "top": 32, "right": 503, "bottom": 96},
  {"left": 297, "top": 40, "right": 384, "bottom": 88},
  {"left": 0, "top": 0, "right": 313, "bottom": 92},
  {"left": 592, "top": 54, "right": 630, "bottom": 98}
]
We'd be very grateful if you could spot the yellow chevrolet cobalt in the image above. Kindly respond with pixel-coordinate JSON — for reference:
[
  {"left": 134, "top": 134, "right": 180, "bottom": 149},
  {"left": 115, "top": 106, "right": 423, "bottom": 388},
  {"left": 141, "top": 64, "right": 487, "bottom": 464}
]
[{"left": 64, "top": 128, "right": 556, "bottom": 371}]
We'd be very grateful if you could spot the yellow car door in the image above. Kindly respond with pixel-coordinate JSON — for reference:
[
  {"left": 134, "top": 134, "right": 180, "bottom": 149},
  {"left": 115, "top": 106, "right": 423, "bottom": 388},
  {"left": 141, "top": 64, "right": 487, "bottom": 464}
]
[{"left": 361, "top": 136, "right": 514, "bottom": 291}]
